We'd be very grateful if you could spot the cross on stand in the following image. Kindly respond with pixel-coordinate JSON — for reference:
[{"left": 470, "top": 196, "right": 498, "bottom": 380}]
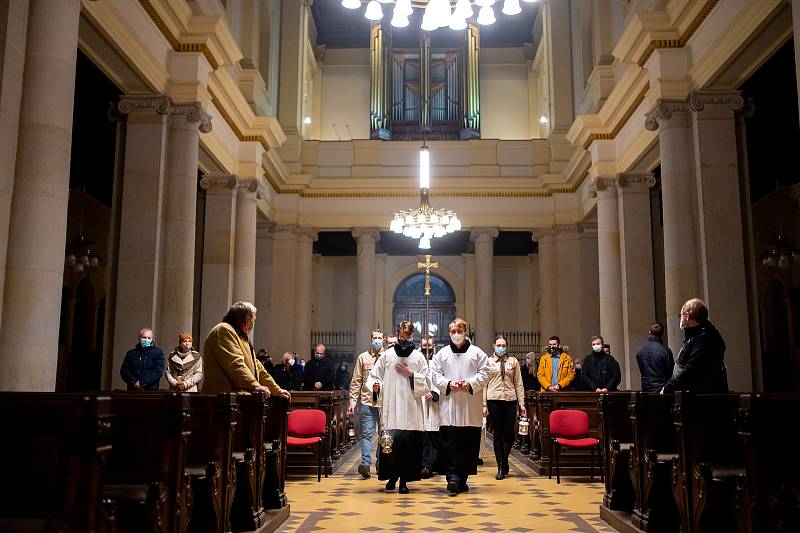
[{"left": 416, "top": 254, "right": 439, "bottom": 339}]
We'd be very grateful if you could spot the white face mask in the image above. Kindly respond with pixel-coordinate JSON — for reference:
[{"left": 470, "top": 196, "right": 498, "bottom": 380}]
[
  {"left": 288, "top": 359, "right": 295, "bottom": 366},
  {"left": 592, "top": 344, "right": 603, "bottom": 352},
  {"left": 450, "top": 332, "right": 465, "bottom": 345}
]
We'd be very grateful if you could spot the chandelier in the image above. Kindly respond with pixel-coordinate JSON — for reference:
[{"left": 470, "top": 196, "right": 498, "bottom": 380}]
[
  {"left": 389, "top": 144, "right": 461, "bottom": 249},
  {"left": 760, "top": 225, "right": 800, "bottom": 271},
  {"left": 342, "top": 0, "right": 539, "bottom": 30},
  {"left": 65, "top": 188, "right": 102, "bottom": 273}
]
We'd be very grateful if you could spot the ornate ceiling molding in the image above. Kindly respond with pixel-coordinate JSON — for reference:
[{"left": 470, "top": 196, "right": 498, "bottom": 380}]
[{"left": 637, "top": 0, "right": 721, "bottom": 67}]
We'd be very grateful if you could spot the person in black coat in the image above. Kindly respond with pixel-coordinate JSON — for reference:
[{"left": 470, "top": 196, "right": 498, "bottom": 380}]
[
  {"left": 582, "top": 336, "right": 622, "bottom": 392},
  {"left": 272, "top": 352, "right": 303, "bottom": 391},
  {"left": 520, "top": 352, "right": 538, "bottom": 392},
  {"left": 662, "top": 298, "right": 728, "bottom": 394},
  {"left": 636, "top": 322, "right": 675, "bottom": 391},
  {"left": 303, "top": 344, "right": 336, "bottom": 391},
  {"left": 120, "top": 328, "right": 165, "bottom": 391}
]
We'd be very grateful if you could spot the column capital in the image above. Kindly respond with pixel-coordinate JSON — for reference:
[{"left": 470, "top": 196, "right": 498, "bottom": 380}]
[
  {"left": 118, "top": 95, "right": 170, "bottom": 120},
  {"left": 351, "top": 227, "right": 381, "bottom": 242},
  {"left": 461, "top": 252, "right": 475, "bottom": 265},
  {"left": 297, "top": 227, "right": 318, "bottom": 242},
  {"left": 617, "top": 173, "right": 657, "bottom": 189},
  {"left": 470, "top": 227, "right": 499, "bottom": 242},
  {"left": 689, "top": 90, "right": 745, "bottom": 113},
  {"left": 169, "top": 101, "right": 213, "bottom": 133},
  {"left": 200, "top": 173, "right": 238, "bottom": 193},
  {"left": 644, "top": 99, "right": 690, "bottom": 131},
  {"left": 236, "top": 178, "right": 266, "bottom": 200},
  {"left": 273, "top": 224, "right": 299, "bottom": 238},
  {"left": 531, "top": 227, "right": 555, "bottom": 242},
  {"left": 588, "top": 177, "right": 618, "bottom": 198}
]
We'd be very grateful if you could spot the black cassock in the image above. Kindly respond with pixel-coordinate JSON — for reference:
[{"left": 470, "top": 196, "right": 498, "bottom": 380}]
[
  {"left": 438, "top": 426, "right": 482, "bottom": 479},
  {"left": 377, "top": 429, "right": 424, "bottom": 482}
]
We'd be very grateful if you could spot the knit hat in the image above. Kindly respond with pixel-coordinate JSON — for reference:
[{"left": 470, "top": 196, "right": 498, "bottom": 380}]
[{"left": 178, "top": 332, "right": 192, "bottom": 343}]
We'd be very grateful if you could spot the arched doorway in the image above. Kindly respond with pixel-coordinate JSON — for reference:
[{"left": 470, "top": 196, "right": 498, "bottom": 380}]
[{"left": 392, "top": 273, "right": 456, "bottom": 345}]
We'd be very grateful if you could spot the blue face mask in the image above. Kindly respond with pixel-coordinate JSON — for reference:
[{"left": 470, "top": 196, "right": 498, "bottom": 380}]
[
  {"left": 140, "top": 338, "right": 153, "bottom": 348},
  {"left": 371, "top": 339, "right": 383, "bottom": 350},
  {"left": 495, "top": 346, "right": 507, "bottom": 357}
]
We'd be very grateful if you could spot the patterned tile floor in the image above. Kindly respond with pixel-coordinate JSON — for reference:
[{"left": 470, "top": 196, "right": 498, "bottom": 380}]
[{"left": 277, "top": 439, "right": 614, "bottom": 532}]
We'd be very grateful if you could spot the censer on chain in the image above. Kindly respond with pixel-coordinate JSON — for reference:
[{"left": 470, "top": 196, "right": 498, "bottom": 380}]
[{"left": 379, "top": 429, "right": 394, "bottom": 454}]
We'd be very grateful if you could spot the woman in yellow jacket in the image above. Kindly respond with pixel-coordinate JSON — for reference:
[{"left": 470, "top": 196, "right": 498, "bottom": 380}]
[{"left": 537, "top": 336, "right": 576, "bottom": 391}]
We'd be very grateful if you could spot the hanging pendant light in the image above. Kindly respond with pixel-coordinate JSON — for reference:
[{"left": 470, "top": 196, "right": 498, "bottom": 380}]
[
  {"left": 364, "top": 0, "right": 383, "bottom": 21},
  {"left": 454, "top": 0, "right": 474, "bottom": 19},
  {"left": 391, "top": 11, "right": 410, "bottom": 27},
  {"left": 477, "top": 5, "right": 496, "bottom": 25},
  {"left": 395, "top": 0, "right": 413, "bottom": 17},
  {"left": 341, "top": 0, "right": 360, "bottom": 9},
  {"left": 449, "top": 14, "right": 468, "bottom": 31},
  {"left": 476, "top": 0, "right": 495, "bottom": 7},
  {"left": 502, "top": 0, "right": 522, "bottom": 16}
]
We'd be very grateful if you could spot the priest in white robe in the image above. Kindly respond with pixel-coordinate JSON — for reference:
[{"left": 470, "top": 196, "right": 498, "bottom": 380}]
[
  {"left": 420, "top": 336, "right": 442, "bottom": 477},
  {"left": 366, "top": 320, "right": 428, "bottom": 493},
  {"left": 430, "top": 317, "right": 490, "bottom": 495}
]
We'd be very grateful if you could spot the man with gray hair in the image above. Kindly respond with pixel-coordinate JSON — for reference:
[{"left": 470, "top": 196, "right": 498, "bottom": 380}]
[
  {"left": 202, "top": 301, "right": 290, "bottom": 398},
  {"left": 120, "top": 327, "right": 165, "bottom": 391}
]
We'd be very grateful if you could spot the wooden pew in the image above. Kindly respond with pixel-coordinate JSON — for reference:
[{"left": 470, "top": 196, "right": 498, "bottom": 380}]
[
  {"left": 287, "top": 391, "right": 337, "bottom": 477},
  {"left": 263, "top": 396, "right": 289, "bottom": 511},
  {"left": 629, "top": 392, "right": 680, "bottom": 533},
  {"left": 736, "top": 394, "right": 800, "bottom": 533},
  {"left": 672, "top": 392, "right": 743, "bottom": 533},
  {"left": 230, "top": 393, "right": 268, "bottom": 532},
  {"left": 103, "top": 392, "right": 192, "bottom": 533},
  {"left": 0, "top": 393, "right": 115, "bottom": 532},
  {"left": 184, "top": 393, "right": 238, "bottom": 533},
  {"left": 598, "top": 392, "right": 634, "bottom": 512}
]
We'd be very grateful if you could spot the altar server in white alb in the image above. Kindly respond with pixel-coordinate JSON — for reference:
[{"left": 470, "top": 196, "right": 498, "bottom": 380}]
[
  {"left": 366, "top": 321, "right": 429, "bottom": 494},
  {"left": 430, "top": 317, "right": 490, "bottom": 495}
]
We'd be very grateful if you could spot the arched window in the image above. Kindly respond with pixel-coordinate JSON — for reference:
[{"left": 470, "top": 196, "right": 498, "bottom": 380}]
[{"left": 392, "top": 273, "right": 456, "bottom": 345}]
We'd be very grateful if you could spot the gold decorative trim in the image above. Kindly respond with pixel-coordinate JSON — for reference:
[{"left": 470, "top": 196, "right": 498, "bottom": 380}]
[
  {"left": 582, "top": 83, "right": 649, "bottom": 150},
  {"left": 208, "top": 88, "right": 270, "bottom": 153},
  {"left": 637, "top": 0, "right": 720, "bottom": 67},
  {"left": 139, "top": 0, "right": 219, "bottom": 70}
]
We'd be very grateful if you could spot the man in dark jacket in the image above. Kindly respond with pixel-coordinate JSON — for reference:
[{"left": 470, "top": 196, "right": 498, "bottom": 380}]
[
  {"left": 636, "top": 322, "right": 675, "bottom": 391},
  {"left": 303, "top": 343, "right": 336, "bottom": 390},
  {"left": 120, "top": 328, "right": 165, "bottom": 391},
  {"left": 662, "top": 298, "right": 728, "bottom": 394},
  {"left": 582, "top": 336, "right": 622, "bottom": 392}
]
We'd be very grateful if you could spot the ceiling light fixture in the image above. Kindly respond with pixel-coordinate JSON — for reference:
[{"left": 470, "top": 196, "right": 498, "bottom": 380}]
[
  {"left": 341, "top": 0, "right": 361, "bottom": 9},
  {"left": 349, "top": 0, "right": 528, "bottom": 30},
  {"left": 364, "top": 0, "right": 383, "bottom": 20}
]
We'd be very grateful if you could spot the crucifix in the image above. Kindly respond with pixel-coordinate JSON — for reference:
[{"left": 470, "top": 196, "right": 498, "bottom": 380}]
[{"left": 416, "top": 254, "right": 439, "bottom": 339}]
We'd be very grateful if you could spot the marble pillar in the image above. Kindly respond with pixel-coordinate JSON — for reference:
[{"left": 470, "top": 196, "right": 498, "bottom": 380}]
[
  {"left": 542, "top": 0, "right": 574, "bottom": 132},
  {"left": 689, "top": 91, "right": 752, "bottom": 391},
  {"left": 198, "top": 174, "right": 238, "bottom": 350},
  {"left": 646, "top": 100, "right": 700, "bottom": 356},
  {"left": 591, "top": 178, "right": 625, "bottom": 378},
  {"left": 233, "top": 179, "right": 260, "bottom": 303},
  {"left": 529, "top": 253, "right": 540, "bottom": 335},
  {"left": 294, "top": 227, "right": 318, "bottom": 355},
  {"left": 374, "top": 253, "right": 387, "bottom": 334},
  {"left": 159, "top": 103, "right": 211, "bottom": 346},
  {"left": 253, "top": 221, "right": 273, "bottom": 352},
  {"left": 352, "top": 228, "right": 379, "bottom": 346},
  {"left": 110, "top": 96, "right": 170, "bottom": 390},
  {"left": 554, "top": 224, "right": 599, "bottom": 353},
  {"left": 472, "top": 228, "right": 498, "bottom": 352},
  {"left": 277, "top": 0, "right": 311, "bottom": 172},
  {"left": 533, "top": 229, "right": 558, "bottom": 342},
  {"left": 0, "top": 0, "right": 81, "bottom": 390},
  {"left": 0, "top": 0, "right": 29, "bottom": 328},
  {"left": 616, "top": 174, "right": 657, "bottom": 389},
  {"left": 268, "top": 225, "right": 297, "bottom": 356},
  {"left": 462, "top": 253, "right": 476, "bottom": 333}
]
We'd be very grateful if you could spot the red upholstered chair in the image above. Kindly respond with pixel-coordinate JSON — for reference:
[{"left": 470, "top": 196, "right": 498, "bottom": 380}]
[
  {"left": 549, "top": 409, "right": 602, "bottom": 484},
  {"left": 286, "top": 409, "right": 328, "bottom": 482}
]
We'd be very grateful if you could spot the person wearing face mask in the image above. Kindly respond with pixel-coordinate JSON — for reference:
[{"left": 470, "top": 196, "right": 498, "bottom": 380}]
[
  {"left": 582, "top": 336, "right": 621, "bottom": 392},
  {"left": 537, "top": 336, "right": 575, "bottom": 392},
  {"left": 303, "top": 344, "right": 336, "bottom": 391},
  {"left": 202, "top": 301, "right": 290, "bottom": 399},
  {"left": 165, "top": 332, "right": 202, "bottom": 392},
  {"left": 661, "top": 298, "right": 728, "bottom": 394},
  {"left": 348, "top": 330, "right": 385, "bottom": 479},
  {"left": 482, "top": 336, "right": 527, "bottom": 480},
  {"left": 273, "top": 352, "right": 303, "bottom": 391},
  {"left": 419, "top": 336, "right": 441, "bottom": 478},
  {"left": 366, "top": 321, "right": 428, "bottom": 494},
  {"left": 120, "top": 327, "right": 165, "bottom": 391},
  {"left": 430, "top": 318, "right": 490, "bottom": 495}
]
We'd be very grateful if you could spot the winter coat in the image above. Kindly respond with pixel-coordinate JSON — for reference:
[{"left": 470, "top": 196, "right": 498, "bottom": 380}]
[
  {"left": 272, "top": 363, "right": 303, "bottom": 391},
  {"left": 635, "top": 336, "right": 675, "bottom": 392},
  {"left": 536, "top": 352, "right": 576, "bottom": 391},
  {"left": 302, "top": 356, "right": 336, "bottom": 391},
  {"left": 165, "top": 348, "right": 203, "bottom": 392},
  {"left": 120, "top": 344, "right": 165, "bottom": 390},
  {"left": 202, "top": 322, "right": 281, "bottom": 395},
  {"left": 663, "top": 321, "right": 728, "bottom": 393},
  {"left": 582, "top": 352, "right": 622, "bottom": 391}
]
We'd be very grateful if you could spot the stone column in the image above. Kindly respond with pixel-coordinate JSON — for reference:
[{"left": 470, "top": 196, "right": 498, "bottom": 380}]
[
  {"left": 689, "top": 91, "right": 752, "bottom": 391},
  {"left": 616, "top": 174, "right": 657, "bottom": 389},
  {"left": 352, "top": 228, "right": 380, "bottom": 346},
  {"left": 533, "top": 229, "right": 558, "bottom": 342},
  {"left": 254, "top": 221, "right": 273, "bottom": 352},
  {"left": 0, "top": 0, "right": 29, "bottom": 327},
  {"left": 529, "top": 253, "right": 540, "bottom": 335},
  {"left": 268, "top": 225, "right": 297, "bottom": 356},
  {"left": 198, "top": 174, "right": 238, "bottom": 350},
  {"left": 374, "top": 253, "right": 387, "bottom": 333},
  {"left": 278, "top": 0, "right": 312, "bottom": 172},
  {"left": 542, "top": 0, "right": 574, "bottom": 132},
  {"left": 0, "top": 0, "right": 81, "bottom": 390},
  {"left": 461, "top": 253, "right": 476, "bottom": 331},
  {"left": 109, "top": 96, "right": 170, "bottom": 390},
  {"left": 159, "top": 103, "right": 211, "bottom": 344},
  {"left": 472, "top": 228, "right": 498, "bottom": 351},
  {"left": 645, "top": 100, "right": 700, "bottom": 355},
  {"left": 590, "top": 178, "right": 625, "bottom": 378},
  {"left": 233, "top": 179, "right": 260, "bottom": 303},
  {"left": 294, "top": 227, "right": 318, "bottom": 355}
]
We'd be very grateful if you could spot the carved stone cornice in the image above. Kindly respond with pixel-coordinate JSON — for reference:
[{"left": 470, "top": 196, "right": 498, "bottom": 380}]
[
  {"left": 200, "top": 173, "right": 238, "bottom": 192},
  {"left": 351, "top": 227, "right": 381, "bottom": 242},
  {"left": 117, "top": 95, "right": 170, "bottom": 116},
  {"left": 689, "top": 90, "right": 745, "bottom": 113},
  {"left": 617, "top": 173, "right": 657, "bottom": 189},
  {"left": 644, "top": 99, "right": 690, "bottom": 131},
  {"left": 297, "top": 227, "right": 319, "bottom": 242},
  {"left": 470, "top": 227, "right": 499, "bottom": 242},
  {"left": 170, "top": 102, "right": 213, "bottom": 133}
]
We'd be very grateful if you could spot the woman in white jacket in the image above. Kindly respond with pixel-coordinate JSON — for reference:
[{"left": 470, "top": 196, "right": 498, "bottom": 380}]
[{"left": 165, "top": 332, "right": 203, "bottom": 391}]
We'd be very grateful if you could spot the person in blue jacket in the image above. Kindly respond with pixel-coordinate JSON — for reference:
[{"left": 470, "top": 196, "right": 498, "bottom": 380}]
[{"left": 120, "top": 327, "right": 165, "bottom": 391}]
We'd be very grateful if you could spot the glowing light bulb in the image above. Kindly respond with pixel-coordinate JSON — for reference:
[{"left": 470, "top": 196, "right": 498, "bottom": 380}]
[
  {"left": 477, "top": 5, "right": 496, "bottom": 25},
  {"left": 364, "top": 0, "right": 383, "bottom": 21}
]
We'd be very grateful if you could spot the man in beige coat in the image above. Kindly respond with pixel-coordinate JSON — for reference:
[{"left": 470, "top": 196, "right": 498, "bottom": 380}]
[{"left": 202, "top": 301, "right": 290, "bottom": 398}]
